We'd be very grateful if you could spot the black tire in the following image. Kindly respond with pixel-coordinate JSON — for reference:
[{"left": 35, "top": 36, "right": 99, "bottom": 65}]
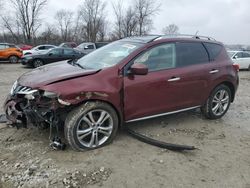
[
  {"left": 64, "top": 101, "right": 119, "bottom": 151},
  {"left": 9, "top": 55, "right": 19, "bottom": 63},
  {"left": 33, "top": 59, "right": 44, "bottom": 68},
  {"left": 248, "top": 64, "right": 250, "bottom": 71},
  {"left": 201, "top": 84, "right": 231, "bottom": 119}
]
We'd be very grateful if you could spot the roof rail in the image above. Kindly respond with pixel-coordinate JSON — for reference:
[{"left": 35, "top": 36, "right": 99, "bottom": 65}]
[{"left": 157, "top": 34, "right": 216, "bottom": 41}]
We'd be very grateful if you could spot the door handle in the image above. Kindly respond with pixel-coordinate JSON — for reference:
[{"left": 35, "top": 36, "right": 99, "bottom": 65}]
[
  {"left": 209, "top": 69, "right": 219, "bottom": 74},
  {"left": 168, "top": 77, "right": 181, "bottom": 82}
]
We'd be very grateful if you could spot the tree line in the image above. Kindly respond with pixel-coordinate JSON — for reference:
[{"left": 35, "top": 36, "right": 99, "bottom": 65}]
[{"left": 0, "top": 0, "right": 180, "bottom": 45}]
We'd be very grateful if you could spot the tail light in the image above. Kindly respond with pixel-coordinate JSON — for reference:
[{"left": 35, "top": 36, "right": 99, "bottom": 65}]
[{"left": 233, "top": 63, "right": 239, "bottom": 72}]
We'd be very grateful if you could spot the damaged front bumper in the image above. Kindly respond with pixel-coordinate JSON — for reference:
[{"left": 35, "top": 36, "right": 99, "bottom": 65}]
[{"left": 4, "top": 83, "right": 70, "bottom": 128}]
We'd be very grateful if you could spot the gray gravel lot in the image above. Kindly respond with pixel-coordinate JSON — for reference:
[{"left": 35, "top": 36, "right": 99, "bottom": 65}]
[{"left": 0, "top": 63, "right": 250, "bottom": 188}]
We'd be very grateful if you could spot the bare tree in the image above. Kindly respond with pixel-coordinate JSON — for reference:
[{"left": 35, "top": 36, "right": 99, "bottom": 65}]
[
  {"left": 163, "top": 24, "right": 179, "bottom": 35},
  {"left": 78, "top": 0, "right": 107, "bottom": 42},
  {"left": 122, "top": 6, "right": 138, "bottom": 37},
  {"left": 10, "top": 0, "right": 47, "bottom": 43},
  {"left": 1, "top": 16, "right": 21, "bottom": 43},
  {"left": 134, "top": 0, "right": 160, "bottom": 35},
  {"left": 55, "top": 9, "right": 74, "bottom": 42},
  {"left": 112, "top": 0, "right": 124, "bottom": 39},
  {"left": 38, "top": 24, "right": 60, "bottom": 44}
]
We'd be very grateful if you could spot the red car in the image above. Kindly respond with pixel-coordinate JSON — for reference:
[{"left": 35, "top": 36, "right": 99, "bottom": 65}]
[
  {"left": 17, "top": 44, "right": 33, "bottom": 51},
  {"left": 4, "top": 35, "right": 239, "bottom": 151}
]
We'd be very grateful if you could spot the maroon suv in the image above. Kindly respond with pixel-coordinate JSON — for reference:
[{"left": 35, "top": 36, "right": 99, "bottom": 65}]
[{"left": 4, "top": 35, "right": 239, "bottom": 151}]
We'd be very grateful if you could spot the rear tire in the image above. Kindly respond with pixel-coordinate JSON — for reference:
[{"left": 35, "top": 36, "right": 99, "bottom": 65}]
[
  {"left": 33, "top": 59, "right": 44, "bottom": 68},
  {"left": 64, "top": 101, "right": 119, "bottom": 151},
  {"left": 201, "top": 84, "right": 231, "bottom": 119},
  {"left": 9, "top": 56, "right": 19, "bottom": 63}
]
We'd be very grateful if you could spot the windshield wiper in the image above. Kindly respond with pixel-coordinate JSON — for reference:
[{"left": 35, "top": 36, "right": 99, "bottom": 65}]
[{"left": 68, "top": 59, "right": 85, "bottom": 69}]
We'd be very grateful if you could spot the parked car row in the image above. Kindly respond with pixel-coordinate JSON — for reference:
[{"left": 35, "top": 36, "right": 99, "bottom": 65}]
[
  {"left": 0, "top": 41, "right": 109, "bottom": 67},
  {"left": 21, "top": 47, "right": 85, "bottom": 68}
]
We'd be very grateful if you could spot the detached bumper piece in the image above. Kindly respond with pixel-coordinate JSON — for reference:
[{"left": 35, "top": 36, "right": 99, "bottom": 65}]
[{"left": 124, "top": 126, "right": 196, "bottom": 151}]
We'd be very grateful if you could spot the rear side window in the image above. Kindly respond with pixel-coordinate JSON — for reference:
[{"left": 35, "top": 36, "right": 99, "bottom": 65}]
[
  {"left": 242, "top": 52, "right": 250, "bottom": 58},
  {"left": 204, "top": 43, "right": 223, "bottom": 61},
  {"left": 176, "top": 42, "right": 209, "bottom": 67},
  {"left": 46, "top": 46, "right": 54, "bottom": 49}
]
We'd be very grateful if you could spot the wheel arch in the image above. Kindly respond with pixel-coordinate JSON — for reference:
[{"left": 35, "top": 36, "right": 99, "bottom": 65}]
[
  {"left": 213, "top": 81, "right": 236, "bottom": 102},
  {"left": 32, "top": 58, "right": 44, "bottom": 67},
  {"left": 72, "top": 99, "right": 123, "bottom": 128}
]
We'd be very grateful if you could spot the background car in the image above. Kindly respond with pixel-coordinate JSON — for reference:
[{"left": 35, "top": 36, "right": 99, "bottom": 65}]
[
  {"left": 17, "top": 44, "right": 33, "bottom": 51},
  {"left": 228, "top": 50, "right": 250, "bottom": 70},
  {"left": 75, "top": 42, "right": 108, "bottom": 54},
  {"left": 0, "top": 43, "right": 22, "bottom": 63},
  {"left": 21, "top": 47, "right": 85, "bottom": 68},
  {"left": 59, "top": 42, "right": 77, "bottom": 48},
  {"left": 23, "top": 44, "right": 57, "bottom": 56}
]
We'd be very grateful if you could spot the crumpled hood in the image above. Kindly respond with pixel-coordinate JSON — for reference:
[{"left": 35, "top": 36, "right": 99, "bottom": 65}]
[{"left": 18, "top": 61, "right": 99, "bottom": 88}]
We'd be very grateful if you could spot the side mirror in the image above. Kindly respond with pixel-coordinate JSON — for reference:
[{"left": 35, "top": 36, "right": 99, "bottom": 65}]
[
  {"left": 84, "top": 46, "right": 89, "bottom": 50},
  {"left": 48, "top": 53, "right": 53, "bottom": 56},
  {"left": 130, "top": 63, "right": 148, "bottom": 75},
  {"left": 233, "top": 55, "right": 238, "bottom": 59}
]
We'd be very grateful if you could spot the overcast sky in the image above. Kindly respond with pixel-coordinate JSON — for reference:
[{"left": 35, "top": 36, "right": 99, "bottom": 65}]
[{"left": 23, "top": 0, "right": 250, "bottom": 45}]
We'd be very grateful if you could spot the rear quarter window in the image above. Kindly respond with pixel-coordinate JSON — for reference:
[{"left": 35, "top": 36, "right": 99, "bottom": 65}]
[
  {"left": 176, "top": 42, "right": 209, "bottom": 67},
  {"left": 204, "top": 43, "right": 223, "bottom": 61}
]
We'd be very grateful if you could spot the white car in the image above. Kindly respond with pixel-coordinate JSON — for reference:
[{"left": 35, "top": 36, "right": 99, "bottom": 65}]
[
  {"left": 228, "top": 50, "right": 250, "bottom": 70},
  {"left": 23, "top": 45, "right": 56, "bottom": 56}
]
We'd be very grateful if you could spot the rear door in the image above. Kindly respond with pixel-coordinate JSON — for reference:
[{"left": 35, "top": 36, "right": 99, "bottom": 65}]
[{"left": 123, "top": 42, "right": 212, "bottom": 121}]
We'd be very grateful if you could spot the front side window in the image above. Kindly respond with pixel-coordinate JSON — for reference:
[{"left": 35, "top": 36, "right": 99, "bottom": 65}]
[
  {"left": 134, "top": 43, "right": 176, "bottom": 72},
  {"left": 176, "top": 42, "right": 209, "bottom": 67},
  {"left": 235, "top": 52, "right": 243, "bottom": 58}
]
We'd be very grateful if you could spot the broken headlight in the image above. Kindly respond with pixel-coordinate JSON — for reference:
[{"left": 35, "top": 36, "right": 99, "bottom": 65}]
[
  {"left": 10, "top": 80, "right": 18, "bottom": 95},
  {"left": 43, "top": 91, "right": 58, "bottom": 98}
]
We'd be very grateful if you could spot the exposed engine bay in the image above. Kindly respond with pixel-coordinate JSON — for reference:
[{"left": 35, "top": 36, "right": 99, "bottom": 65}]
[{"left": 4, "top": 82, "right": 69, "bottom": 149}]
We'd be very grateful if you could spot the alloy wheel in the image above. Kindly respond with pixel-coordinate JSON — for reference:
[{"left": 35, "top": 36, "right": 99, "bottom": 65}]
[
  {"left": 33, "top": 60, "right": 43, "bottom": 68},
  {"left": 9, "top": 56, "right": 18, "bottom": 63},
  {"left": 76, "top": 109, "right": 113, "bottom": 148},
  {"left": 211, "top": 89, "right": 230, "bottom": 116}
]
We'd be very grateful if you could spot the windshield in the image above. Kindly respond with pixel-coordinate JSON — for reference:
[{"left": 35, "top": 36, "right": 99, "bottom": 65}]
[
  {"left": 227, "top": 51, "right": 236, "bottom": 58},
  {"left": 77, "top": 41, "right": 143, "bottom": 69}
]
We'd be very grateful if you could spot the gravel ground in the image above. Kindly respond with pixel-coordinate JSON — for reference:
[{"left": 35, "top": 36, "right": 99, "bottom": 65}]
[{"left": 0, "top": 63, "right": 250, "bottom": 188}]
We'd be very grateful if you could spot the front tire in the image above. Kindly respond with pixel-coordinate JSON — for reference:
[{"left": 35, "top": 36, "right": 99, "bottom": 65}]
[
  {"left": 9, "top": 55, "right": 19, "bottom": 63},
  {"left": 33, "top": 59, "right": 44, "bottom": 68},
  {"left": 64, "top": 101, "right": 119, "bottom": 151},
  {"left": 201, "top": 84, "right": 231, "bottom": 119}
]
